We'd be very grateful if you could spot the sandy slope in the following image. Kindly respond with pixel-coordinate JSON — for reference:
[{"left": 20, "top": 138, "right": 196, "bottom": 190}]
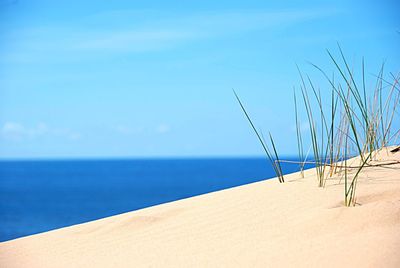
[{"left": 1, "top": 148, "right": 400, "bottom": 268}]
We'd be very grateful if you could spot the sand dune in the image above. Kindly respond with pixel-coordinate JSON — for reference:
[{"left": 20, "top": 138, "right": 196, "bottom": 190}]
[{"left": 1, "top": 148, "right": 400, "bottom": 267}]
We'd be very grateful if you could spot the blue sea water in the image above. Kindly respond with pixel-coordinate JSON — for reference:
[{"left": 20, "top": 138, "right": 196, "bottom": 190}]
[{"left": 0, "top": 158, "right": 309, "bottom": 242}]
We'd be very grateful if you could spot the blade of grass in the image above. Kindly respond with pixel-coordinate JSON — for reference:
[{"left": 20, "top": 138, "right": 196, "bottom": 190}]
[{"left": 233, "top": 90, "right": 285, "bottom": 183}]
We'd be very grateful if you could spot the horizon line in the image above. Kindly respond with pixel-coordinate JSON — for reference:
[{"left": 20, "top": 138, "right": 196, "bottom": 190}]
[{"left": 0, "top": 154, "right": 302, "bottom": 162}]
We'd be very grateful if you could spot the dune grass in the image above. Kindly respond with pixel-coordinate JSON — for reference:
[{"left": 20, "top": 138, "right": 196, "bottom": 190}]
[
  {"left": 294, "top": 90, "right": 306, "bottom": 178},
  {"left": 299, "top": 45, "right": 399, "bottom": 205},
  {"left": 233, "top": 90, "right": 285, "bottom": 183},
  {"left": 235, "top": 45, "right": 400, "bottom": 206}
]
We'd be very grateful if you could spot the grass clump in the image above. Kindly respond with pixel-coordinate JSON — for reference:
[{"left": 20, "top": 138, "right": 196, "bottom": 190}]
[
  {"left": 298, "top": 45, "right": 399, "bottom": 205},
  {"left": 235, "top": 44, "right": 400, "bottom": 206}
]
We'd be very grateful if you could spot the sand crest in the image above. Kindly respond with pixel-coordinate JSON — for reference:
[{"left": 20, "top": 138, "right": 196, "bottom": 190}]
[{"left": 1, "top": 148, "right": 399, "bottom": 267}]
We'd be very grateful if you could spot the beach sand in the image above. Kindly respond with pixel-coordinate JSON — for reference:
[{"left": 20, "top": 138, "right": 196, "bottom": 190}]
[{"left": 1, "top": 148, "right": 399, "bottom": 267}]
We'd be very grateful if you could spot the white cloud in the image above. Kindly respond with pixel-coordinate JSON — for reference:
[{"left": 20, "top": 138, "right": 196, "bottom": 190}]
[
  {"left": 156, "top": 123, "right": 171, "bottom": 134},
  {"left": 291, "top": 121, "right": 310, "bottom": 133},
  {"left": 300, "top": 122, "right": 309, "bottom": 133},
  {"left": 0, "top": 122, "right": 81, "bottom": 141},
  {"left": 1, "top": 122, "right": 26, "bottom": 141},
  {"left": 114, "top": 124, "right": 170, "bottom": 135},
  {"left": 67, "top": 132, "right": 82, "bottom": 141},
  {"left": 113, "top": 125, "right": 144, "bottom": 135}
]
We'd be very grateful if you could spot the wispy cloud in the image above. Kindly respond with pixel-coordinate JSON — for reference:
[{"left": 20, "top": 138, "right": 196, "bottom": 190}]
[
  {"left": 75, "top": 30, "right": 196, "bottom": 52},
  {"left": 76, "top": 9, "right": 337, "bottom": 51},
  {"left": 113, "top": 124, "right": 171, "bottom": 135},
  {"left": 156, "top": 123, "right": 171, "bottom": 134},
  {"left": 1, "top": 122, "right": 27, "bottom": 141},
  {"left": 291, "top": 121, "right": 309, "bottom": 133},
  {"left": 0, "top": 122, "right": 81, "bottom": 141},
  {"left": 113, "top": 125, "right": 144, "bottom": 135},
  {"left": 1, "top": 7, "right": 340, "bottom": 61}
]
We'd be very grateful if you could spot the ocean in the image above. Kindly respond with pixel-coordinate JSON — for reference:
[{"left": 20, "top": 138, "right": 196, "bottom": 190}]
[{"left": 0, "top": 158, "right": 309, "bottom": 241}]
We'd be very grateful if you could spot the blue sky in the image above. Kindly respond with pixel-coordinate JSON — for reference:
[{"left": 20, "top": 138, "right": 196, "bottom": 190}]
[{"left": 0, "top": 0, "right": 399, "bottom": 158}]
